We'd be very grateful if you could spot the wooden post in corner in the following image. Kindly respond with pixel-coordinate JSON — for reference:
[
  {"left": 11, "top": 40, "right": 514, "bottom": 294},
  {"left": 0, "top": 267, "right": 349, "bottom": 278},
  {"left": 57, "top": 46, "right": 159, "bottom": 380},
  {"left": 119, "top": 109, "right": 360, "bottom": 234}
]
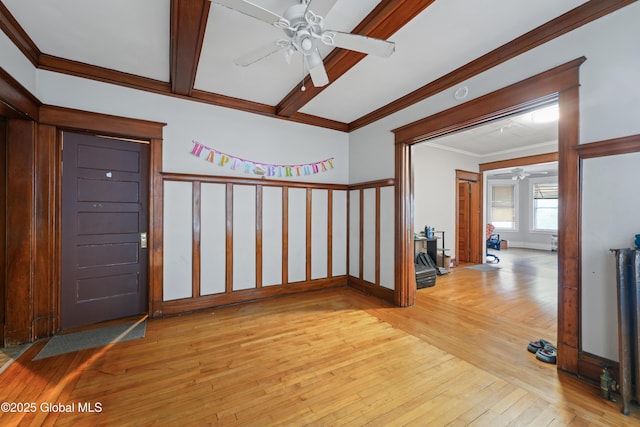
[{"left": 394, "top": 142, "right": 415, "bottom": 307}]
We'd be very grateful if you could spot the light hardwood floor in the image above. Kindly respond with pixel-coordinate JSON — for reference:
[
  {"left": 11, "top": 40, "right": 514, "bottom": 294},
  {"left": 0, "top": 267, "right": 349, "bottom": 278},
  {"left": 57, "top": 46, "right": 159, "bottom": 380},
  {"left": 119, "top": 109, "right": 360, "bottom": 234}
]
[{"left": 1, "top": 249, "right": 638, "bottom": 426}]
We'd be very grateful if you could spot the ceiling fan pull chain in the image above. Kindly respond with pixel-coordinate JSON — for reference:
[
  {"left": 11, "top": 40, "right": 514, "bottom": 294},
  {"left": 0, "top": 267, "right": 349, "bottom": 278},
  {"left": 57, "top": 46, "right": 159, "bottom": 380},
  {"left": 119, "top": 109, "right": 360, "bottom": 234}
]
[{"left": 301, "top": 54, "right": 306, "bottom": 92}]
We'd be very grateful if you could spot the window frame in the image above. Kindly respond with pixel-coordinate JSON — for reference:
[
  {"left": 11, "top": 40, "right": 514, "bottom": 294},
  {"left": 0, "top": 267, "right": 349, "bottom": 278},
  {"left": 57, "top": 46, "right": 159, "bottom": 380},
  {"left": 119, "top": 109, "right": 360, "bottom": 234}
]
[
  {"left": 529, "top": 176, "right": 559, "bottom": 233},
  {"left": 488, "top": 179, "right": 519, "bottom": 232}
]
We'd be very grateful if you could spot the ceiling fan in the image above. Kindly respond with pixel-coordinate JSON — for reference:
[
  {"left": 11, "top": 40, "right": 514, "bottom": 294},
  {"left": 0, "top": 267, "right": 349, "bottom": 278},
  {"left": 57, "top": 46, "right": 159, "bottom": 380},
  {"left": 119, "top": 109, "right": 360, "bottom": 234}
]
[
  {"left": 210, "top": 0, "right": 396, "bottom": 87},
  {"left": 491, "top": 168, "right": 548, "bottom": 181}
]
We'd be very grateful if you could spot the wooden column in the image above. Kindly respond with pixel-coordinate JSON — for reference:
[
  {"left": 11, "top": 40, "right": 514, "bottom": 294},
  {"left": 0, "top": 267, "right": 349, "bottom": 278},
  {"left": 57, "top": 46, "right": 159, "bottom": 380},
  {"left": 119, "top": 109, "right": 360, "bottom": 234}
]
[
  {"left": 394, "top": 142, "right": 415, "bottom": 307},
  {"left": 32, "top": 124, "right": 59, "bottom": 339},
  {"left": 556, "top": 78, "right": 581, "bottom": 373},
  {"left": 5, "top": 119, "right": 36, "bottom": 345}
]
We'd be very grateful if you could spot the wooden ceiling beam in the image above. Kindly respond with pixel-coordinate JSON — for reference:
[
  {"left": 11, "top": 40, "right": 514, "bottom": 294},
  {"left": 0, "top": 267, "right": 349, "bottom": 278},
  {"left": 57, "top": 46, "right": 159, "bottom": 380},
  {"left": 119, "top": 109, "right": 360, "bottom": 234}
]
[
  {"left": 275, "top": 0, "right": 436, "bottom": 118},
  {"left": 170, "top": 0, "right": 210, "bottom": 95}
]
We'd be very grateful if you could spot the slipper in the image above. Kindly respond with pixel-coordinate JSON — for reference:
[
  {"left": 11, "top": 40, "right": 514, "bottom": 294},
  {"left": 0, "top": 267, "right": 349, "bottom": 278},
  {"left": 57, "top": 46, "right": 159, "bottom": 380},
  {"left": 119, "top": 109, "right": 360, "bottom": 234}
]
[
  {"left": 527, "top": 339, "right": 553, "bottom": 354},
  {"left": 536, "top": 346, "right": 557, "bottom": 364}
]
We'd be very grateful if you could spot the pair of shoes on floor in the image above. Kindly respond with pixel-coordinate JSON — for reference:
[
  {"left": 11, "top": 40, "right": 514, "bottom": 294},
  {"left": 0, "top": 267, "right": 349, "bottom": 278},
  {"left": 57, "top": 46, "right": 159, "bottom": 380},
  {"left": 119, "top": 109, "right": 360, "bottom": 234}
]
[{"left": 527, "top": 338, "right": 557, "bottom": 364}]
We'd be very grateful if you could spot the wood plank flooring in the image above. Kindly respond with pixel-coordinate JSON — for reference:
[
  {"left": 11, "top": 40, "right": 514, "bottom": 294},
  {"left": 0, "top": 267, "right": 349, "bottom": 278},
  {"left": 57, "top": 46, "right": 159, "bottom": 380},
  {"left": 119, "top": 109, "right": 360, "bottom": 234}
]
[{"left": 1, "top": 249, "right": 638, "bottom": 425}]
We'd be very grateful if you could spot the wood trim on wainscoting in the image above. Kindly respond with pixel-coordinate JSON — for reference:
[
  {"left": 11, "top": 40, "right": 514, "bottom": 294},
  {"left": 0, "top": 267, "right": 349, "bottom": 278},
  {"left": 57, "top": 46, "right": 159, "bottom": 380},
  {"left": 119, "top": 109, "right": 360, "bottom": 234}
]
[
  {"left": 578, "top": 352, "right": 620, "bottom": 387},
  {"left": 282, "top": 186, "right": 289, "bottom": 285},
  {"left": 161, "top": 172, "right": 349, "bottom": 191},
  {"left": 158, "top": 172, "right": 352, "bottom": 314},
  {"left": 348, "top": 276, "right": 395, "bottom": 303},
  {"left": 375, "top": 187, "right": 381, "bottom": 286},
  {"left": 192, "top": 181, "right": 201, "bottom": 300},
  {"left": 359, "top": 189, "right": 364, "bottom": 280},
  {"left": 225, "top": 183, "right": 234, "bottom": 294},
  {"left": 393, "top": 58, "right": 584, "bottom": 374},
  {"left": 161, "top": 277, "right": 348, "bottom": 316},
  {"left": 327, "top": 190, "right": 333, "bottom": 277},
  {"left": 345, "top": 179, "right": 396, "bottom": 305},
  {"left": 576, "top": 134, "right": 640, "bottom": 159},
  {"left": 573, "top": 133, "right": 640, "bottom": 384},
  {"left": 306, "top": 188, "right": 312, "bottom": 281},
  {"left": 255, "top": 185, "right": 263, "bottom": 288}
]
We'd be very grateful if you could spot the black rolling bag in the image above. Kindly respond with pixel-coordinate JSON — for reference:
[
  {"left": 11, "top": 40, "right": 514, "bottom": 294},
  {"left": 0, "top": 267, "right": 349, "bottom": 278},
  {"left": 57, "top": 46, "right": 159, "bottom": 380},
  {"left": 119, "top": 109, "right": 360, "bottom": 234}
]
[{"left": 415, "top": 263, "right": 437, "bottom": 288}]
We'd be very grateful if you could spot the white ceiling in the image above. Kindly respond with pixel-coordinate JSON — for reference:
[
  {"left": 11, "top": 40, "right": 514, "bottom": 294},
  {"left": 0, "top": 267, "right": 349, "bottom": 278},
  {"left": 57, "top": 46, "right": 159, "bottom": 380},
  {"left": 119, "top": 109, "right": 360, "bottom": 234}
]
[
  {"left": 423, "top": 103, "right": 559, "bottom": 158},
  {"left": 3, "top": 0, "right": 587, "bottom": 126}
]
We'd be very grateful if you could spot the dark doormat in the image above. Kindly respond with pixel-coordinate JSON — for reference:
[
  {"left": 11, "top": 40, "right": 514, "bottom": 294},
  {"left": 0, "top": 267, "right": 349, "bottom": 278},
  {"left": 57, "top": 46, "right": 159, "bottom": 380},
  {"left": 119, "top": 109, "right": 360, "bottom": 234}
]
[{"left": 33, "top": 320, "right": 146, "bottom": 361}]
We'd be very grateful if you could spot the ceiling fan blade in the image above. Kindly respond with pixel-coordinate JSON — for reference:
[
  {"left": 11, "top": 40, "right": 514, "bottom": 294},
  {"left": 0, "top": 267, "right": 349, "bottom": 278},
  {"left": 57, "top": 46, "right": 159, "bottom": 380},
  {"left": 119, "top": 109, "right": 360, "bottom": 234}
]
[
  {"left": 322, "top": 31, "right": 395, "bottom": 57},
  {"left": 233, "top": 40, "right": 289, "bottom": 66},
  {"left": 211, "top": 0, "right": 286, "bottom": 26},
  {"left": 304, "top": 50, "right": 329, "bottom": 87},
  {"left": 305, "top": 0, "right": 339, "bottom": 20}
]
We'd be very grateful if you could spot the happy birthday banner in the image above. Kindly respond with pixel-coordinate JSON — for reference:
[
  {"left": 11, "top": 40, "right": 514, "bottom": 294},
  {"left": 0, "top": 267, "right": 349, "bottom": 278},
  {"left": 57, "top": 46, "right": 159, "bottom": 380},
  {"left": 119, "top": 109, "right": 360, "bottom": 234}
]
[{"left": 190, "top": 141, "right": 334, "bottom": 178}]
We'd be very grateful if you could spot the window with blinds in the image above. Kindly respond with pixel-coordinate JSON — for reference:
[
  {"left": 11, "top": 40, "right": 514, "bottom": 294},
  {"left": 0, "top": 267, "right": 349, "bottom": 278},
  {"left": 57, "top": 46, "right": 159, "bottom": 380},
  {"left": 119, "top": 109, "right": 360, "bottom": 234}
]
[
  {"left": 490, "top": 184, "right": 517, "bottom": 230},
  {"left": 532, "top": 182, "right": 558, "bottom": 231}
]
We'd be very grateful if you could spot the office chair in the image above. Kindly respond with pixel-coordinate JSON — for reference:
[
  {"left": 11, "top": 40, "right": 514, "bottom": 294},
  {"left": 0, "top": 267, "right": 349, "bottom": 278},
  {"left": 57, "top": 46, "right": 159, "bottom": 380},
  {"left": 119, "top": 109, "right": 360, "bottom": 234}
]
[{"left": 486, "top": 224, "right": 500, "bottom": 263}]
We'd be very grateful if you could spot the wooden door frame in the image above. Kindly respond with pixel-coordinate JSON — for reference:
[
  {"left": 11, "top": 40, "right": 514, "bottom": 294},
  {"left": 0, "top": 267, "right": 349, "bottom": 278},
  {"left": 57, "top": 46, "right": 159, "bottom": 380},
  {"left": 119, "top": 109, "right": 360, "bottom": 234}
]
[
  {"left": 38, "top": 106, "right": 166, "bottom": 329},
  {"left": 393, "top": 57, "right": 585, "bottom": 375},
  {"left": 479, "top": 152, "right": 559, "bottom": 254},
  {"left": 455, "top": 170, "right": 482, "bottom": 264}
]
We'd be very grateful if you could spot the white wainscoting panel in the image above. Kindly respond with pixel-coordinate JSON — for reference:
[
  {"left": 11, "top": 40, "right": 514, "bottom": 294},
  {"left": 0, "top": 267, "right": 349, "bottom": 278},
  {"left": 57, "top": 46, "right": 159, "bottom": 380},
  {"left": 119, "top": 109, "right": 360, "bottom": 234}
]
[
  {"left": 311, "top": 189, "right": 328, "bottom": 280},
  {"left": 163, "top": 181, "right": 193, "bottom": 301},
  {"left": 200, "top": 183, "right": 227, "bottom": 296},
  {"left": 262, "top": 186, "right": 283, "bottom": 286},
  {"left": 379, "top": 186, "right": 395, "bottom": 290},
  {"left": 362, "top": 188, "right": 377, "bottom": 283},
  {"left": 288, "top": 188, "right": 307, "bottom": 283},
  {"left": 232, "top": 185, "right": 256, "bottom": 291},
  {"left": 332, "top": 190, "right": 347, "bottom": 277},
  {"left": 349, "top": 190, "right": 360, "bottom": 277}
]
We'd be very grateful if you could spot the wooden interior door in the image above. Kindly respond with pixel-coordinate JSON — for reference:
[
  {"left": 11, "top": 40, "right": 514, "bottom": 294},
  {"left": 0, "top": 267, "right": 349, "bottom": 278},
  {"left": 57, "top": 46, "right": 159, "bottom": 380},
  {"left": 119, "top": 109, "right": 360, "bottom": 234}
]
[
  {"left": 61, "top": 132, "right": 149, "bottom": 330},
  {"left": 458, "top": 181, "right": 471, "bottom": 262},
  {"left": 456, "top": 170, "right": 481, "bottom": 264}
]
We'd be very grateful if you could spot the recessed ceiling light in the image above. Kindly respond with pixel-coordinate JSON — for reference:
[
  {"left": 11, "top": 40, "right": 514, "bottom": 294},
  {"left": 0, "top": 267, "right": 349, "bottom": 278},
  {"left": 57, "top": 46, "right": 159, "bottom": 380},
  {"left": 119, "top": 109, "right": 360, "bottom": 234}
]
[{"left": 454, "top": 86, "right": 469, "bottom": 100}]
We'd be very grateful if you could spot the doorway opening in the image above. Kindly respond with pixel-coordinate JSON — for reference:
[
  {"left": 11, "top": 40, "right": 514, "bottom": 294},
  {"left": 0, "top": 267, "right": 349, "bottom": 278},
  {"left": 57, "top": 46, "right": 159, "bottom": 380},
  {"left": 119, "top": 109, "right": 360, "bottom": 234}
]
[{"left": 394, "top": 58, "right": 584, "bottom": 370}]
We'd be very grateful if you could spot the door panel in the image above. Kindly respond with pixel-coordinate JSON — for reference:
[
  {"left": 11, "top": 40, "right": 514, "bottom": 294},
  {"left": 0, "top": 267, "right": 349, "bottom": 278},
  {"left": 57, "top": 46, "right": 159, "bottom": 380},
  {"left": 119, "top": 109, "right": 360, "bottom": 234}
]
[
  {"left": 458, "top": 181, "right": 470, "bottom": 262},
  {"left": 61, "top": 132, "right": 149, "bottom": 330},
  {"left": 456, "top": 171, "right": 482, "bottom": 264}
]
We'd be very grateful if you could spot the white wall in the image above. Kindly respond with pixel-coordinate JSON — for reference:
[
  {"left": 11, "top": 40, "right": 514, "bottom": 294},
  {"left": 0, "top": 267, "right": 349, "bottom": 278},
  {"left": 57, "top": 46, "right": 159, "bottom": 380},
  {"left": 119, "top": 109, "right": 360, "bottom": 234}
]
[
  {"left": 34, "top": 71, "right": 349, "bottom": 184},
  {"left": 350, "top": 4, "right": 640, "bottom": 361},
  {"left": 582, "top": 152, "right": 640, "bottom": 361},
  {"left": 412, "top": 144, "right": 478, "bottom": 259}
]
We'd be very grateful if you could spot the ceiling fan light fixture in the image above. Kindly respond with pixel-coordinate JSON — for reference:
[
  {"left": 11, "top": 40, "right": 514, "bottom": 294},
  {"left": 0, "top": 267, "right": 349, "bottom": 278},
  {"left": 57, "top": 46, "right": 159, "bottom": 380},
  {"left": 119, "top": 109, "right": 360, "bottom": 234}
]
[
  {"left": 215, "top": 0, "right": 395, "bottom": 87},
  {"left": 301, "top": 37, "right": 313, "bottom": 51}
]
